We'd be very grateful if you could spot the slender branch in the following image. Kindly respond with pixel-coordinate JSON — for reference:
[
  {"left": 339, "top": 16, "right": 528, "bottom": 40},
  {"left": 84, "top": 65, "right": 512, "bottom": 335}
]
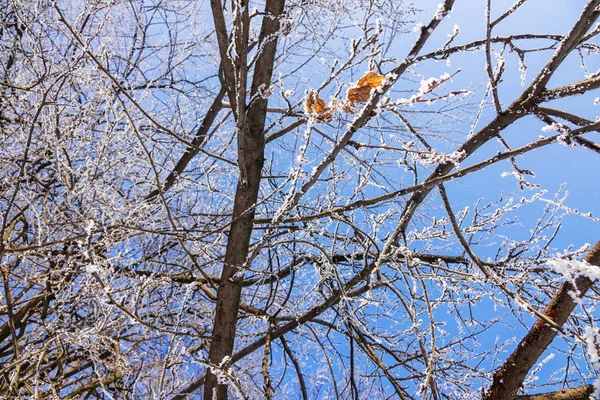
[{"left": 280, "top": 336, "right": 308, "bottom": 400}]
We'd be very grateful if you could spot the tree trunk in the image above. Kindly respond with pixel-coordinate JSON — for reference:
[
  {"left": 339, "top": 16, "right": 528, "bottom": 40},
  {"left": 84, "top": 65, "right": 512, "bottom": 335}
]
[{"left": 204, "top": 0, "right": 285, "bottom": 398}]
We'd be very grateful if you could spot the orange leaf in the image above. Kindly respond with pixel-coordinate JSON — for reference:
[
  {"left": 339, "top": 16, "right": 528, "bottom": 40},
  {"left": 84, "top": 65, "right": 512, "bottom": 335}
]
[
  {"left": 305, "top": 90, "right": 334, "bottom": 121},
  {"left": 305, "top": 90, "right": 327, "bottom": 114},
  {"left": 347, "top": 86, "right": 372, "bottom": 103},
  {"left": 357, "top": 71, "right": 385, "bottom": 89},
  {"left": 347, "top": 72, "right": 385, "bottom": 104},
  {"left": 314, "top": 97, "right": 327, "bottom": 114},
  {"left": 305, "top": 91, "right": 315, "bottom": 114}
]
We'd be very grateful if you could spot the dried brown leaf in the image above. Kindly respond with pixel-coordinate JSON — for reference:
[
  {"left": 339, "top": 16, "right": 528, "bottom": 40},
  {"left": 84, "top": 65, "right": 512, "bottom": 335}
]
[{"left": 357, "top": 71, "right": 385, "bottom": 89}]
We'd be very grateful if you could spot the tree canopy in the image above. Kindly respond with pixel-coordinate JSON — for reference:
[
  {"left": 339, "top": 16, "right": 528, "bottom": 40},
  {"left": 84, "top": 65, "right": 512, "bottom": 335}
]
[{"left": 1, "top": 0, "right": 600, "bottom": 399}]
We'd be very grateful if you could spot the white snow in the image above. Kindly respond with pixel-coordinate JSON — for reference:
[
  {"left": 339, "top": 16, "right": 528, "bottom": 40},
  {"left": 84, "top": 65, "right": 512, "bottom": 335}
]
[
  {"left": 541, "top": 123, "right": 563, "bottom": 132},
  {"left": 548, "top": 258, "right": 600, "bottom": 283}
]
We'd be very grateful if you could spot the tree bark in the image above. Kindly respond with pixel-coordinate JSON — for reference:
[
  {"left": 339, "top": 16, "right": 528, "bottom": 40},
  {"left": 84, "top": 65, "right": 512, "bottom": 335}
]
[{"left": 515, "top": 385, "right": 595, "bottom": 400}]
